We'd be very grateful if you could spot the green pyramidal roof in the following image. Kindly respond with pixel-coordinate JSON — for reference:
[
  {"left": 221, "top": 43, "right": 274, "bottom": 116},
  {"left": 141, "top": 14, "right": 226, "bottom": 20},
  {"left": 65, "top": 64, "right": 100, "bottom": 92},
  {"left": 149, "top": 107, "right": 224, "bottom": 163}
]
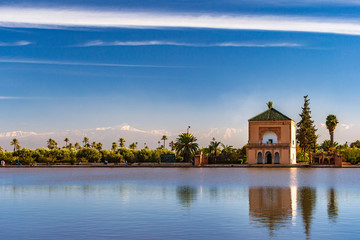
[{"left": 249, "top": 108, "right": 292, "bottom": 121}]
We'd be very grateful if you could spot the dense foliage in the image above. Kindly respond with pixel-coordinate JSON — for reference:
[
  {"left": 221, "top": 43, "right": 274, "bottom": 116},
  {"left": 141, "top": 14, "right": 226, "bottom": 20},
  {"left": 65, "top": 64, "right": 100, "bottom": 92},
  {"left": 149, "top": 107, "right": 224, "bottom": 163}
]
[
  {"left": 0, "top": 147, "right": 177, "bottom": 165},
  {"left": 202, "top": 143, "right": 247, "bottom": 164},
  {"left": 296, "top": 139, "right": 360, "bottom": 164},
  {"left": 0, "top": 133, "right": 250, "bottom": 165}
]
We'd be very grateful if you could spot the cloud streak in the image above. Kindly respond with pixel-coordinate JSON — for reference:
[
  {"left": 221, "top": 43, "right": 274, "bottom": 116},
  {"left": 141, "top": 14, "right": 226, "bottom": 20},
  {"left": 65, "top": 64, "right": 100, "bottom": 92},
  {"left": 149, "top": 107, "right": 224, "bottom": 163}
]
[
  {"left": 95, "top": 124, "right": 170, "bottom": 135},
  {"left": 0, "top": 7, "right": 360, "bottom": 35},
  {"left": 0, "top": 41, "right": 32, "bottom": 46},
  {"left": 0, "top": 96, "right": 24, "bottom": 100},
  {"left": 239, "top": 0, "right": 360, "bottom": 6},
  {"left": 78, "top": 40, "right": 302, "bottom": 48},
  {"left": 0, "top": 58, "right": 189, "bottom": 68},
  {"left": 224, "top": 128, "right": 242, "bottom": 139}
]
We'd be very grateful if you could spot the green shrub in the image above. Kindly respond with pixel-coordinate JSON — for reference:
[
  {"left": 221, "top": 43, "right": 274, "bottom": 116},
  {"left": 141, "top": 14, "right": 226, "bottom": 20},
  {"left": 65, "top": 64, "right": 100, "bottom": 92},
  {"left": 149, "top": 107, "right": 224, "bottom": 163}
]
[
  {"left": 101, "top": 150, "right": 124, "bottom": 163},
  {"left": 76, "top": 148, "right": 101, "bottom": 163},
  {"left": 117, "top": 148, "right": 135, "bottom": 163},
  {"left": 296, "top": 152, "right": 309, "bottom": 162}
]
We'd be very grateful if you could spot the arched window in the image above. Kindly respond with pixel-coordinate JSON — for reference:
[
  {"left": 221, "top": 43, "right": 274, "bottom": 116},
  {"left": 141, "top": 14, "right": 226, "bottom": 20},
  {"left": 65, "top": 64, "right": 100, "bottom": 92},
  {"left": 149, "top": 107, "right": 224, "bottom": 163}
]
[
  {"left": 257, "top": 152, "right": 263, "bottom": 164},
  {"left": 262, "top": 132, "right": 278, "bottom": 144},
  {"left": 274, "top": 152, "right": 280, "bottom": 164}
]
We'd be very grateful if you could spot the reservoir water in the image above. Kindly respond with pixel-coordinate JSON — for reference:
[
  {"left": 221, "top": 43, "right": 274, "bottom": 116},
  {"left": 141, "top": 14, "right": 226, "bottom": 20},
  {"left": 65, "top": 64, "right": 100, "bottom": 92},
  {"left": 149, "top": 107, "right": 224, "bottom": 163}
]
[{"left": 1, "top": 168, "right": 360, "bottom": 239}]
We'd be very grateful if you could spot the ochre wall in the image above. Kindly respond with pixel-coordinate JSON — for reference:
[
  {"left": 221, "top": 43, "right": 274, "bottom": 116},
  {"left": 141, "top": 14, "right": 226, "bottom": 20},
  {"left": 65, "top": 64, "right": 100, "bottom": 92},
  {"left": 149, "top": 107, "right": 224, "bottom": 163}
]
[
  {"left": 249, "top": 120, "right": 294, "bottom": 144},
  {"left": 247, "top": 120, "right": 296, "bottom": 165}
]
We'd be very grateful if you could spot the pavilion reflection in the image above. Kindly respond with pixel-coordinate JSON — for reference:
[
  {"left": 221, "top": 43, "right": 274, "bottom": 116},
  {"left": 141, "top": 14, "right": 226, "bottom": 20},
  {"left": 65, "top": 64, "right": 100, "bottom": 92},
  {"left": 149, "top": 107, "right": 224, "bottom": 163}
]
[
  {"left": 249, "top": 187, "right": 294, "bottom": 236},
  {"left": 249, "top": 186, "right": 318, "bottom": 238}
]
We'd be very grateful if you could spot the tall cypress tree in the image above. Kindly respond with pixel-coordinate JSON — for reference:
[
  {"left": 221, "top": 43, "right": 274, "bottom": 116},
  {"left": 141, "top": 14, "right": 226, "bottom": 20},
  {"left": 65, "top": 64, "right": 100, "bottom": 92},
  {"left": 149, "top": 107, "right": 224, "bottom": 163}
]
[{"left": 297, "top": 95, "right": 317, "bottom": 161}]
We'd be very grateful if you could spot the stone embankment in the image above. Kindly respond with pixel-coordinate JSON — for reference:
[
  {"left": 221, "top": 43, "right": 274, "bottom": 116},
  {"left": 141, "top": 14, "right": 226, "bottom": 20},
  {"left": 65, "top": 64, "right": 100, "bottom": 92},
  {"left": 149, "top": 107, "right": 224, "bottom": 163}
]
[{"left": 2, "top": 162, "right": 360, "bottom": 168}]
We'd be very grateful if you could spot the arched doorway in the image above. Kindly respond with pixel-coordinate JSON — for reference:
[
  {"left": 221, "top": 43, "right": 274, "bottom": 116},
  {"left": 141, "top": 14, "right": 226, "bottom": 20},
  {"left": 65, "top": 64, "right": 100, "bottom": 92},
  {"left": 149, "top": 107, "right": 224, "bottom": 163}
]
[
  {"left": 257, "top": 152, "right": 263, "bottom": 164},
  {"left": 265, "top": 151, "right": 272, "bottom": 164},
  {"left": 274, "top": 152, "right": 280, "bottom": 164}
]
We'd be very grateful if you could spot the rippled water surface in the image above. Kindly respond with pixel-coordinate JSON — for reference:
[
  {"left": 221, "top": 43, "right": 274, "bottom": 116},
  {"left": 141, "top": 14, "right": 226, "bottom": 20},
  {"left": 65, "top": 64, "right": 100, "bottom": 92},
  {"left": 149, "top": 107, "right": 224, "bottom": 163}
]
[{"left": 1, "top": 168, "right": 360, "bottom": 239}]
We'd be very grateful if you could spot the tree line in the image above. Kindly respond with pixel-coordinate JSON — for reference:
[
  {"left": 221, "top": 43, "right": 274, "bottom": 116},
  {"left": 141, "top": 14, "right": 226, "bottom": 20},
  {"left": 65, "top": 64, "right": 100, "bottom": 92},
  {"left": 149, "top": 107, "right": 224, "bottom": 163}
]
[
  {"left": 0, "top": 131, "right": 248, "bottom": 165},
  {"left": 3, "top": 136, "right": 179, "bottom": 165}
]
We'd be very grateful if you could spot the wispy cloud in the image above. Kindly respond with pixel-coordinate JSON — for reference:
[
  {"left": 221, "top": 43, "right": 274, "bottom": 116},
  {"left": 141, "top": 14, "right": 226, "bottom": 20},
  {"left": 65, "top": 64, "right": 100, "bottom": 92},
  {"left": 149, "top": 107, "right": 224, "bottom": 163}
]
[
  {"left": 0, "top": 7, "right": 360, "bottom": 35},
  {"left": 239, "top": 0, "right": 360, "bottom": 6},
  {"left": 0, "top": 41, "right": 32, "bottom": 46},
  {"left": 224, "top": 128, "right": 242, "bottom": 139},
  {"left": 78, "top": 40, "right": 302, "bottom": 48},
  {"left": 0, "top": 96, "right": 23, "bottom": 100},
  {"left": 321, "top": 122, "right": 353, "bottom": 130},
  {"left": 95, "top": 124, "right": 170, "bottom": 136},
  {"left": 0, "top": 124, "right": 170, "bottom": 139},
  {"left": 0, "top": 130, "right": 39, "bottom": 138},
  {"left": 341, "top": 123, "right": 353, "bottom": 130},
  {"left": 0, "top": 58, "right": 189, "bottom": 68},
  {"left": 202, "top": 128, "right": 220, "bottom": 139}
]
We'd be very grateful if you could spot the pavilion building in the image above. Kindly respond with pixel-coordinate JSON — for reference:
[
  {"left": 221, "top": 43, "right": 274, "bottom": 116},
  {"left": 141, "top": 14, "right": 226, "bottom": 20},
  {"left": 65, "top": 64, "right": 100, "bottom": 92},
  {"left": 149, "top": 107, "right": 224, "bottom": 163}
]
[{"left": 247, "top": 104, "right": 296, "bottom": 164}]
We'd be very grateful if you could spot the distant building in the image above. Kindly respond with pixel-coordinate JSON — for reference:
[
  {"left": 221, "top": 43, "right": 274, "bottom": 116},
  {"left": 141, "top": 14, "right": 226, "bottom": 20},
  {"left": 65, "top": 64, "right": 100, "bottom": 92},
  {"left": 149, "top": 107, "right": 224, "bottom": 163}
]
[{"left": 247, "top": 104, "right": 296, "bottom": 164}]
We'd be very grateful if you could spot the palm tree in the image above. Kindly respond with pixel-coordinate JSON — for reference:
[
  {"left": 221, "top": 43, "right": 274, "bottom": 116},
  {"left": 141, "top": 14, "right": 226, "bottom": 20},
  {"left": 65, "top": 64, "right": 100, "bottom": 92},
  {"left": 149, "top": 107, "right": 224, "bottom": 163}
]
[
  {"left": 64, "top": 138, "right": 69, "bottom": 148},
  {"left": 68, "top": 143, "right": 74, "bottom": 149},
  {"left": 0, "top": 146, "right": 3, "bottom": 152},
  {"left": 83, "top": 137, "right": 89, "bottom": 147},
  {"left": 119, "top": 138, "right": 126, "bottom": 148},
  {"left": 129, "top": 142, "right": 137, "bottom": 150},
  {"left": 112, "top": 142, "right": 118, "bottom": 151},
  {"left": 158, "top": 141, "right": 161, "bottom": 148},
  {"left": 221, "top": 144, "right": 234, "bottom": 153},
  {"left": 96, "top": 142, "right": 103, "bottom": 151},
  {"left": 209, "top": 138, "right": 221, "bottom": 163},
  {"left": 169, "top": 141, "right": 175, "bottom": 151},
  {"left": 74, "top": 142, "right": 80, "bottom": 150},
  {"left": 161, "top": 135, "right": 168, "bottom": 149},
  {"left": 326, "top": 114, "right": 339, "bottom": 151},
  {"left": 91, "top": 141, "right": 97, "bottom": 149},
  {"left": 47, "top": 138, "right": 53, "bottom": 149},
  {"left": 47, "top": 138, "right": 57, "bottom": 149},
  {"left": 10, "top": 138, "right": 20, "bottom": 152},
  {"left": 175, "top": 133, "right": 199, "bottom": 162}
]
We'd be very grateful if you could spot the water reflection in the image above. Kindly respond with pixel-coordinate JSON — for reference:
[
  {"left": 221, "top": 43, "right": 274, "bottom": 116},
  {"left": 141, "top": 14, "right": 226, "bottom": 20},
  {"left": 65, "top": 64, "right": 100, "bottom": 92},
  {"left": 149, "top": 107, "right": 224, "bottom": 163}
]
[
  {"left": 176, "top": 186, "right": 197, "bottom": 207},
  {"left": 249, "top": 187, "right": 293, "bottom": 236},
  {"left": 249, "top": 186, "right": 319, "bottom": 238},
  {"left": 328, "top": 188, "right": 338, "bottom": 223},
  {"left": 298, "top": 187, "right": 316, "bottom": 239}
]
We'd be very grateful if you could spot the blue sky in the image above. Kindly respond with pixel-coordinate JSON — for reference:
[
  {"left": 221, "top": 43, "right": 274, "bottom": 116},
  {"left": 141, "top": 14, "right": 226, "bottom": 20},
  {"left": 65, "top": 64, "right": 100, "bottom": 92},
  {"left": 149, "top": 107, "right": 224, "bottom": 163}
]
[{"left": 0, "top": 0, "right": 360, "bottom": 149}]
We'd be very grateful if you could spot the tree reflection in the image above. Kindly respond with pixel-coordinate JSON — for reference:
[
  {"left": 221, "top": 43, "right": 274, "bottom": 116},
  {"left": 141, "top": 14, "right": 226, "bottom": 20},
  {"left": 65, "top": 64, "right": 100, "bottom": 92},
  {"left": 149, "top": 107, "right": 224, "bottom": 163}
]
[
  {"left": 298, "top": 187, "right": 316, "bottom": 239},
  {"left": 249, "top": 187, "right": 293, "bottom": 237},
  {"left": 176, "top": 186, "right": 197, "bottom": 208},
  {"left": 327, "top": 188, "right": 338, "bottom": 223},
  {"left": 209, "top": 187, "right": 219, "bottom": 201}
]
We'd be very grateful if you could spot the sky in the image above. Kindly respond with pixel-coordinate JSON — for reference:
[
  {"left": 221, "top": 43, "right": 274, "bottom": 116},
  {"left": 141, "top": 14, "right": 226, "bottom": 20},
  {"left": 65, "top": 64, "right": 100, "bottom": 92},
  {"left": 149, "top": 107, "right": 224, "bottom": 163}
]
[{"left": 0, "top": 0, "right": 360, "bottom": 150}]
